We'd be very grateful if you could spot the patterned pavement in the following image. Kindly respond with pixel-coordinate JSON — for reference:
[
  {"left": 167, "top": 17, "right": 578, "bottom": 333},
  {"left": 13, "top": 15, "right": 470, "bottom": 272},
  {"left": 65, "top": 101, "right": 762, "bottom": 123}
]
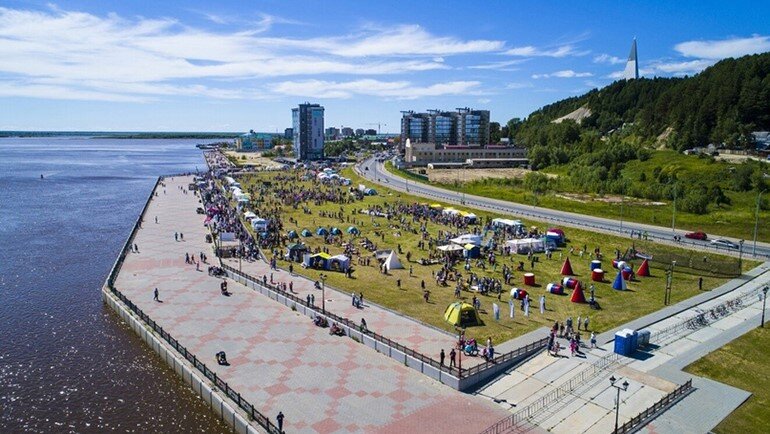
[{"left": 114, "top": 176, "right": 512, "bottom": 433}]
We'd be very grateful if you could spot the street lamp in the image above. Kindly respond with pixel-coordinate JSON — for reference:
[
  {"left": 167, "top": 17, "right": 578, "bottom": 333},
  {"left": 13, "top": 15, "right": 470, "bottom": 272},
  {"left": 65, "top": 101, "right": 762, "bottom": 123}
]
[
  {"left": 319, "top": 273, "right": 327, "bottom": 314},
  {"left": 739, "top": 240, "right": 745, "bottom": 269},
  {"left": 671, "top": 182, "right": 677, "bottom": 232},
  {"left": 762, "top": 286, "right": 769, "bottom": 328},
  {"left": 753, "top": 190, "right": 766, "bottom": 256},
  {"left": 609, "top": 375, "right": 630, "bottom": 433}
]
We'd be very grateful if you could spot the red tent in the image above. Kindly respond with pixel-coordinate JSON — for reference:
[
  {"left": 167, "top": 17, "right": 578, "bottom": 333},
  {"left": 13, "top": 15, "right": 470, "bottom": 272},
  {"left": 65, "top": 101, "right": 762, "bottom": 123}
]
[
  {"left": 560, "top": 257, "right": 574, "bottom": 275},
  {"left": 570, "top": 282, "right": 586, "bottom": 303},
  {"left": 636, "top": 259, "right": 651, "bottom": 277}
]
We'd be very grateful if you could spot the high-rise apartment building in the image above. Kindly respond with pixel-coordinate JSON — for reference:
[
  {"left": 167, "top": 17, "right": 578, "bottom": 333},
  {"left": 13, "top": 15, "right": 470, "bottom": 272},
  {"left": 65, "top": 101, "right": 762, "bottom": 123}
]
[
  {"left": 400, "top": 108, "right": 490, "bottom": 148},
  {"left": 292, "top": 103, "right": 325, "bottom": 160}
]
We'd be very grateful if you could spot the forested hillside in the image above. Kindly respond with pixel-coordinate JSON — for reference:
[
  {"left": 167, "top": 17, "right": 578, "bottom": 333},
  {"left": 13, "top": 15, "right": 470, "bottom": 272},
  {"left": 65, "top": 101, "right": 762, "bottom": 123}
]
[{"left": 514, "top": 52, "right": 770, "bottom": 157}]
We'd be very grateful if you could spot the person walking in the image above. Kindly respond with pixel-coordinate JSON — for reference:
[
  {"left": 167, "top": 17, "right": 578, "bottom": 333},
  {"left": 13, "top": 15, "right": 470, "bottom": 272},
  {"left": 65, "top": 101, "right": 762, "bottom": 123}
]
[
  {"left": 539, "top": 294, "right": 546, "bottom": 314},
  {"left": 276, "top": 411, "right": 284, "bottom": 433},
  {"left": 590, "top": 332, "right": 597, "bottom": 348},
  {"left": 175, "top": 232, "right": 178, "bottom": 241},
  {"left": 440, "top": 349, "right": 446, "bottom": 366},
  {"left": 449, "top": 348, "right": 456, "bottom": 368},
  {"left": 577, "top": 316, "right": 582, "bottom": 331},
  {"left": 153, "top": 288, "right": 159, "bottom": 302},
  {"left": 583, "top": 316, "right": 590, "bottom": 331}
]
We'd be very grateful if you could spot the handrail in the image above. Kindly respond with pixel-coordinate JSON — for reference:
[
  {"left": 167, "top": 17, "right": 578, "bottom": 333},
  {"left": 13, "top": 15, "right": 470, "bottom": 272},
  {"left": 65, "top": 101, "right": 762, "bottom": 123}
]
[
  {"left": 613, "top": 379, "right": 694, "bottom": 434},
  {"left": 103, "top": 174, "right": 280, "bottom": 434},
  {"left": 106, "top": 284, "right": 281, "bottom": 433}
]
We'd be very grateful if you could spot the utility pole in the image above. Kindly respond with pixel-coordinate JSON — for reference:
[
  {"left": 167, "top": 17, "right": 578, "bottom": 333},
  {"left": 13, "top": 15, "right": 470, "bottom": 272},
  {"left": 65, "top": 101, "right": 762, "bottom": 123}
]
[
  {"left": 753, "top": 190, "right": 765, "bottom": 256},
  {"left": 671, "top": 184, "right": 677, "bottom": 232}
]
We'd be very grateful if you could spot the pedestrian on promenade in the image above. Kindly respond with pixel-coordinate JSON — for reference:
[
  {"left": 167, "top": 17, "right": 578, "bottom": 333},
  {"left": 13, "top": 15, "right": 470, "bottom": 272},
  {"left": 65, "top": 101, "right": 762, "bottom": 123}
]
[
  {"left": 440, "top": 349, "right": 445, "bottom": 366},
  {"left": 154, "top": 288, "right": 159, "bottom": 302},
  {"left": 276, "top": 411, "right": 284, "bottom": 433},
  {"left": 449, "top": 348, "right": 456, "bottom": 368},
  {"left": 310, "top": 294, "right": 315, "bottom": 305},
  {"left": 590, "top": 332, "right": 597, "bottom": 348},
  {"left": 155, "top": 216, "right": 158, "bottom": 224},
  {"left": 175, "top": 232, "right": 178, "bottom": 241},
  {"left": 360, "top": 318, "right": 368, "bottom": 333},
  {"left": 307, "top": 294, "right": 311, "bottom": 306},
  {"left": 289, "top": 282, "right": 293, "bottom": 293},
  {"left": 289, "top": 264, "right": 293, "bottom": 274},
  {"left": 134, "top": 243, "right": 138, "bottom": 253},
  {"left": 180, "top": 233, "right": 184, "bottom": 241}
]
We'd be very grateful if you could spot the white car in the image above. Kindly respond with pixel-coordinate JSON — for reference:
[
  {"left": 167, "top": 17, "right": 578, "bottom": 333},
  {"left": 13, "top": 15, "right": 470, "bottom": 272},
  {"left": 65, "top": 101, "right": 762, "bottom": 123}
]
[{"left": 711, "top": 239, "right": 739, "bottom": 249}]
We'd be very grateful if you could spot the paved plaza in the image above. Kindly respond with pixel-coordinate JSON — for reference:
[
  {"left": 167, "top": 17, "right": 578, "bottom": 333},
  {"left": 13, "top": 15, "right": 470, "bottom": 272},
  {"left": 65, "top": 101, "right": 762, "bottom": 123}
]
[
  {"left": 114, "top": 176, "right": 517, "bottom": 433},
  {"left": 477, "top": 261, "right": 770, "bottom": 433}
]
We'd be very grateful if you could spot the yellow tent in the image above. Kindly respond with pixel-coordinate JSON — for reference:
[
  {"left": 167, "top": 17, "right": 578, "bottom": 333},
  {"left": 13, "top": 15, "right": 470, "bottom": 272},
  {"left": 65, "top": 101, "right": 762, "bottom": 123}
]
[
  {"left": 443, "top": 302, "right": 481, "bottom": 327},
  {"left": 429, "top": 203, "right": 443, "bottom": 209}
]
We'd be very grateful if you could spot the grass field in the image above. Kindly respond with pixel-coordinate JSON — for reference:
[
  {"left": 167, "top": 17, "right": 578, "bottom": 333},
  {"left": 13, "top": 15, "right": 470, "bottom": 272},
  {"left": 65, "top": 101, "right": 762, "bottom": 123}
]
[
  {"left": 231, "top": 166, "right": 753, "bottom": 345},
  {"left": 387, "top": 151, "right": 770, "bottom": 243},
  {"left": 684, "top": 326, "right": 770, "bottom": 433}
]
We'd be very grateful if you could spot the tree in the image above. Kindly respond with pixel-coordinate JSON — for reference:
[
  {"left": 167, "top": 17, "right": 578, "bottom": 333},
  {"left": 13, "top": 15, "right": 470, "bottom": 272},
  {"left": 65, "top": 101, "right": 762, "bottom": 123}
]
[
  {"left": 489, "top": 122, "right": 501, "bottom": 144},
  {"left": 507, "top": 118, "right": 523, "bottom": 141}
]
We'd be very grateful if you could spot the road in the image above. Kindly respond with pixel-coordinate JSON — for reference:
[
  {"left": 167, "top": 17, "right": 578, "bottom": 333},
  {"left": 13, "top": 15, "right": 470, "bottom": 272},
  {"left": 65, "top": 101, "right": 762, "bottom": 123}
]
[{"left": 355, "top": 157, "right": 770, "bottom": 260}]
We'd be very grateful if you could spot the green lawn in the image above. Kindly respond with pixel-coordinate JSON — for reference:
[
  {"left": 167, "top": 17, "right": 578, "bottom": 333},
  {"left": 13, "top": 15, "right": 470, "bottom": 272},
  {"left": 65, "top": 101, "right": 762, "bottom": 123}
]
[
  {"left": 684, "top": 326, "right": 770, "bottom": 433},
  {"left": 386, "top": 152, "right": 770, "bottom": 243},
  {"left": 231, "top": 167, "right": 752, "bottom": 345}
]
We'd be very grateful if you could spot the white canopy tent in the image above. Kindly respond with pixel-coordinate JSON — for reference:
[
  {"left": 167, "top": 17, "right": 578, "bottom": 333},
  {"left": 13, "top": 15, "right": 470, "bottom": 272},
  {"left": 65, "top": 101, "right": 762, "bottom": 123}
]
[
  {"left": 450, "top": 234, "right": 482, "bottom": 246},
  {"left": 437, "top": 244, "right": 464, "bottom": 252},
  {"left": 505, "top": 238, "right": 545, "bottom": 254}
]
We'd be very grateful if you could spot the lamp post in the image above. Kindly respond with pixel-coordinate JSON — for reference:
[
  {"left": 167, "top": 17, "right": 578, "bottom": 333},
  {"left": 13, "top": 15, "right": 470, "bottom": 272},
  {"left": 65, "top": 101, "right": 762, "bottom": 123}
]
[
  {"left": 671, "top": 183, "right": 677, "bottom": 232},
  {"left": 739, "top": 240, "right": 744, "bottom": 269},
  {"left": 762, "top": 286, "right": 769, "bottom": 328},
  {"left": 753, "top": 190, "right": 765, "bottom": 256},
  {"left": 319, "top": 273, "right": 327, "bottom": 314},
  {"left": 610, "top": 375, "right": 630, "bottom": 433},
  {"left": 620, "top": 196, "right": 624, "bottom": 234}
]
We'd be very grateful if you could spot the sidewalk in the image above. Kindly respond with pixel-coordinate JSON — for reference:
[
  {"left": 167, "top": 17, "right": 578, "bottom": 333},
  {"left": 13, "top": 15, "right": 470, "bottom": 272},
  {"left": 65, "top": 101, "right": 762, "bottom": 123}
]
[{"left": 115, "top": 175, "right": 511, "bottom": 433}]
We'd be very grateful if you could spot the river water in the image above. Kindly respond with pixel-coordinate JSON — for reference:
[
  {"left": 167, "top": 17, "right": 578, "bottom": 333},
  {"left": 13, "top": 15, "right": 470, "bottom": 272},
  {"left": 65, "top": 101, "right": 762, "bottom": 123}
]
[{"left": 0, "top": 138, "right": 231, "bottom": 433}]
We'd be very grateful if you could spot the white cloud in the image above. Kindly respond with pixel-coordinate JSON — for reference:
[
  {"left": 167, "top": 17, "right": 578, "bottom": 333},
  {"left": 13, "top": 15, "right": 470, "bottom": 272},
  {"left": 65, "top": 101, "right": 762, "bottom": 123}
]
[
  {"left": 532, "top": 70, "right": 593, "bottom": 79},
  {"left": 675, "top": 35, "right": 770, "bottom": 59},
  {"left": 505, "top": 82, "right": 533, "bottom": 89},
  {"left": 468, "top": 59, "right": 526, "bottom": 70},
  {"left": 504, "top": 44, "right": 587, "bottom": 57},
  {"left": 270, "top": 79, "right": 481, "bottom": 99},
  {"left": 477, "top": 98, "right": 491, "bottom": 104},
  {"left": 594, "top": 54, "right": 625, "bottom": 64},
  {"left": 606, "top": 58, "right": 714, "bottom": 79},
  {"left": 0, "top": 7, "right": 495, "bottom": 102}
]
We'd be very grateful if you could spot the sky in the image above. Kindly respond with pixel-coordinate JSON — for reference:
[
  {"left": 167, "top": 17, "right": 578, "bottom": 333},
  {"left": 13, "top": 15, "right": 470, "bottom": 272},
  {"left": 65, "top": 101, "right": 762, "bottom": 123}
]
[{"left": 1, "top": 1, "right": 769, "bottom": 132}]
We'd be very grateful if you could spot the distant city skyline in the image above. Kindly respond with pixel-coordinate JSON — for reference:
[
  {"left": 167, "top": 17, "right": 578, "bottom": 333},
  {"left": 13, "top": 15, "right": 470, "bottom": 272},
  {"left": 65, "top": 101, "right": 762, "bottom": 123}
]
[{"left": 0, "top": 1, "right": 769, "bottom": 132}]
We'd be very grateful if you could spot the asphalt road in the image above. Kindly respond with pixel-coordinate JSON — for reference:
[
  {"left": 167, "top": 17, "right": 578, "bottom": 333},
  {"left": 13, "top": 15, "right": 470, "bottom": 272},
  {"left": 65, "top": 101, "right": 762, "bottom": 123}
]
[{"left": 355, "top": 157, "right": 770, "bottom": 260}]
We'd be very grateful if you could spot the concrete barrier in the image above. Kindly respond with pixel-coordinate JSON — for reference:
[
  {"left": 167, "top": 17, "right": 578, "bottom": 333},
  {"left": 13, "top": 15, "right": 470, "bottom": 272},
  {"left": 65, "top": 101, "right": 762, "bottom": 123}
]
[{"left": 102, "top": 287, "right": 262, "bottom": 434}]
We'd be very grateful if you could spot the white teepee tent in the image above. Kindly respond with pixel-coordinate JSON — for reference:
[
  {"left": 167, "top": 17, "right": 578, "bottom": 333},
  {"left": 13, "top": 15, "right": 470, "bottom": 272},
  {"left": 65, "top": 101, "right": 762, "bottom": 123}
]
[{"left": 384, "top": 251, "right": 403, "bottom": 271}]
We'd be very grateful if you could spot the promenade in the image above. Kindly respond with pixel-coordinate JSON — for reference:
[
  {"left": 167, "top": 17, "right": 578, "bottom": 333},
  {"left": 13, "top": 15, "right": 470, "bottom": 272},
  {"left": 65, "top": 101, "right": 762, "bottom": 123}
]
[{"left": 113, "top": 175, "right": 515, "bottom": 433}]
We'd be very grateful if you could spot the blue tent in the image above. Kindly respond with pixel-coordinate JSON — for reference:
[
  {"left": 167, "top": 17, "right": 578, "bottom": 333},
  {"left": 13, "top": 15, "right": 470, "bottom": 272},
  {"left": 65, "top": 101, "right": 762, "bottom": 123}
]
[
  {"left": 259, "top": 231, "right": 269, "bottom": 239},
  {"left": 287, "top": 230, "right": 298, "bottom": 239},
  {"left": 347, "top": 226, "right": 359, "bottom": 234},
  {"left": 301, "top": 229, "right": 312, "bottom": 237},
  {"left": 330, "top": 227, "right": 341, "bottom": 235},
  {"left": 612, "top": 271, "right": 627, "bottom": 290},
  {"left": 316, "top": 227, "right": 329, "bottom": 235},
  {"left": 463, "top": 243, "right": 481, "bottom": 259}
]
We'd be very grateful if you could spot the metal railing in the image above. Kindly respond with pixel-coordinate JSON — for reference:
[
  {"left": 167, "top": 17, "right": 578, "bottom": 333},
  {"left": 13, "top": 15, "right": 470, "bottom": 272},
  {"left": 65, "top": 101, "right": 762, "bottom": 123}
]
[
  {"left": 366, "top": 160, "right": 770, "bottom": 260},
  {"left": 480, "top": 352, "right": 621, "bottom": 434},
  {"left": 613, "top": 379, "right": 693, "bottom": 434},
  {"left": 103, "top": 175, "right": 280, "bottom": 434},
  {"left": 220, "top": 263, "right": 547, "bottom": 383},
  {"left": 106, "top": 285, "right": 281, "bottom": 433}
]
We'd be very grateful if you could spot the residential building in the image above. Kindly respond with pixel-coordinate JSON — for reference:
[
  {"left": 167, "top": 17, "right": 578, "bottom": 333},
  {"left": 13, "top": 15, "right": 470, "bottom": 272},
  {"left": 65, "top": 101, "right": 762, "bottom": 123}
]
[
  {"left": 365, "top": 128, "right": 377, "bottom": 136},
  {"left": 325, "top": 127, "right": 340, "bottom": 140},
  {"left": 292, "top": 103, "right": 325, "bottom": 160},
  {"left": 355, "top": 128, "right": 365, "bottom": 136},
  {"left": 400, "top": 108, "right": 490, "bottom": 149},
  {"left": 284, "top": 128, "right": 293, "bottom": 140},
  {"left": 235, "top": 130, "right": 274, "bottom": 151},
  {"left": 341, "top": 127, "right": 354, "bottom": 137}
]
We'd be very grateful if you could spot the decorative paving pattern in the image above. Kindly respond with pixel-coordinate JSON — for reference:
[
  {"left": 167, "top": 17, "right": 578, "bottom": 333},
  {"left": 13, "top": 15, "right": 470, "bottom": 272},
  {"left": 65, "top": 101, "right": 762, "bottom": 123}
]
[{"left": 114, "top": 176, "right": 510, "bottom": 433}]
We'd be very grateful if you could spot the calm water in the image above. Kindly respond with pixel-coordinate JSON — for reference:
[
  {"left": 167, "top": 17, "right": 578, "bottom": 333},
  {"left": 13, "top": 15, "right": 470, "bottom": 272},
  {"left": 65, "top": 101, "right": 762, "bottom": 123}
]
[{"left": 0, "top": 138, "right": 231, "bottom": 433}]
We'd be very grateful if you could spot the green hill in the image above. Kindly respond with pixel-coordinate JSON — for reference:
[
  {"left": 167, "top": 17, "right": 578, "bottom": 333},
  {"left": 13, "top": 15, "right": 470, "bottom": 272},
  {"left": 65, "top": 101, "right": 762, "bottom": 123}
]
[{"left": 516, "top": 52, "right": 770, "bottom": 153}]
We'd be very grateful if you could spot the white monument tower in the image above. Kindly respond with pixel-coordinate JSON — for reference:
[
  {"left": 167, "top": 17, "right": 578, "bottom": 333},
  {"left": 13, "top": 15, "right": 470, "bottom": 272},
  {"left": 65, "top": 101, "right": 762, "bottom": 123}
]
[{"left": 623, "top": 38, "right": 639, "bottom": 80}]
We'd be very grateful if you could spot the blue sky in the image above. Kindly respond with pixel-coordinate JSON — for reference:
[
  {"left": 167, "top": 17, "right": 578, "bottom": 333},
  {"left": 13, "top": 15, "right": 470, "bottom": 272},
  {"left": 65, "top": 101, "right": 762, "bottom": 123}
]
[{"left": 1, "top": 1, "right": 769, "bottom": 132}]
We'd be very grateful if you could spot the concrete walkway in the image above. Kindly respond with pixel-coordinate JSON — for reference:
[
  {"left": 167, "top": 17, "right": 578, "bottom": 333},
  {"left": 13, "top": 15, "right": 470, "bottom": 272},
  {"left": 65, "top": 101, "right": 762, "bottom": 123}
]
[
  {"left": 476, "top": 262, "right": 770, "bottom": 433},
  {"left": 114, "top": 175, "right": 512, "bottom": 434}
]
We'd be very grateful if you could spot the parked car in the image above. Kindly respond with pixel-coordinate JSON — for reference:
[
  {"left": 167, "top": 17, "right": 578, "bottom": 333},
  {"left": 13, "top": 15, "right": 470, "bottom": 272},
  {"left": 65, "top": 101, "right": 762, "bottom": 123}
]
[
  {"left": 685, "top": 231, "right": 708, "bottom": 240},
  {"left": 711, "top": 239, "right": 740, "bottom": 249}
]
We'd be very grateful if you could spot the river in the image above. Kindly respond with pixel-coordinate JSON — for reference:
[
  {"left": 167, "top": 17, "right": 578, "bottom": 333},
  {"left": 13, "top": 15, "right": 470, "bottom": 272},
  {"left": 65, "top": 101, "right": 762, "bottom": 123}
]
[{"left": 0, "top": 137, "right": 231, "bottom": 433}]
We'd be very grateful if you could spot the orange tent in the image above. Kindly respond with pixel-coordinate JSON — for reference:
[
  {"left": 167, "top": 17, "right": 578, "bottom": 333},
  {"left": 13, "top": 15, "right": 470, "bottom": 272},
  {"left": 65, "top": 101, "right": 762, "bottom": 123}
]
[
  {"left": 560, "top": 257, "right": 574, "bottom": 275},
  {"left": 570, "top": 282, "right": 586, "bottom": 303},
  {"left": 636, "top": 259, "right": 650, "bottom": 277}
]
